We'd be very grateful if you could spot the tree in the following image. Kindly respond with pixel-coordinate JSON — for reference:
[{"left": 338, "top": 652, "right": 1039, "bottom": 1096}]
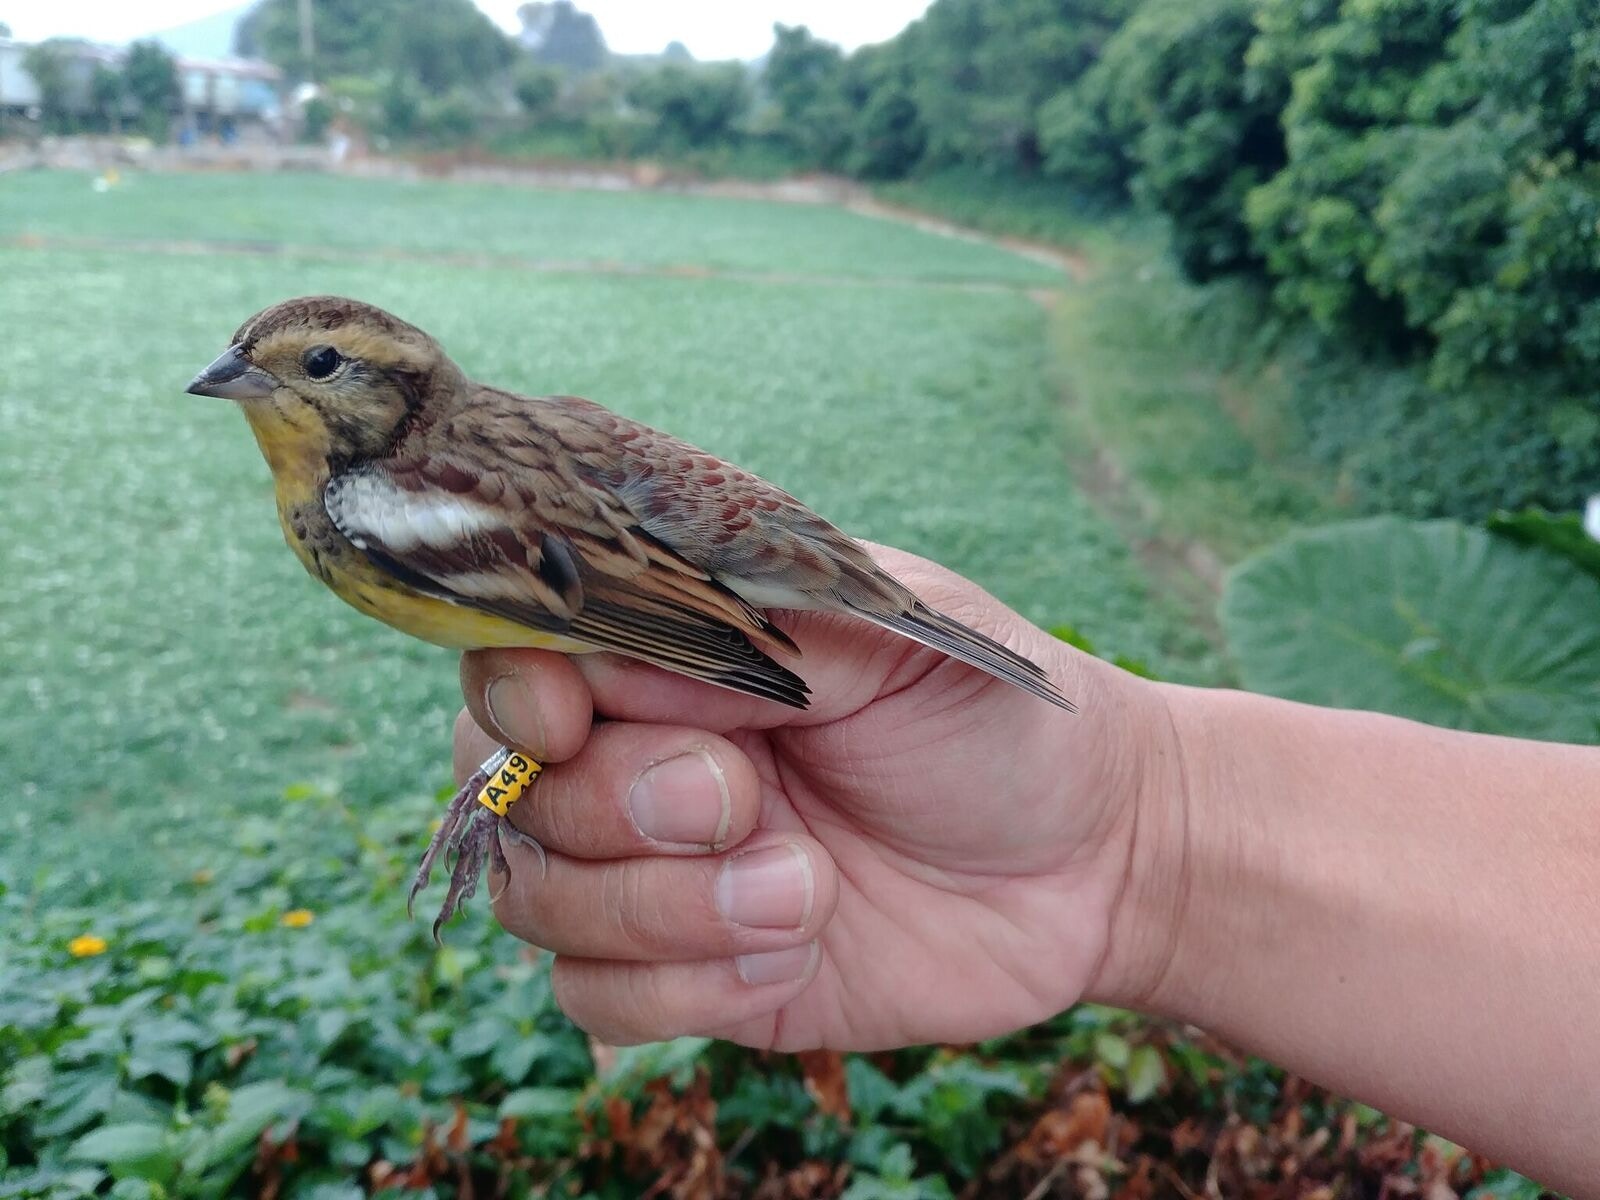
[
  {"left": 91, "top": 64, "right": 124, "bottom": 132},
  {"left": 626, "top": 63, "right": 749, "bottom": 150},
  {"left": 763, "top": 24, "right": 848, "bottom": 165},
  {"left": 391, "top": 3, "right": 513, "bottom": 92},
  {"left": 1037, "top": 61, "right": 1139, "bottom": 202},
  {"left": 904, "top": 0, "right": 1133, "bottom": 171},
  {"left": 517, "top": 1, "right": 607, "bottom": 72},
  {"left": 1044, "top": 0, "right": 1287, "bottom": 279},
  {"left": 1365, "top": 0, "right": 1600, "bottom": 393},
  {"left": 513, "top": 62, "right": 561, "bottom": 120},
  {"left": 124, "top": 40, "right": 180, "bottom": 138},
  {"left": 1243, "top": 0, "right": 1463, "bottom": 342},
  {"left": 838, "top": 42, "right": 926, "bottom": 179},
  {"left": 237, "top": 0, "right": 513, "bottom": 88},
  {"left": 22, "top": 41, "right": 72, "bottom": 132}
]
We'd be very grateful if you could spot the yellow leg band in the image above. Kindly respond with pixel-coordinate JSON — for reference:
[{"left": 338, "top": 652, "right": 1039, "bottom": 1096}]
[{"left": 475, "top": 752, "right": 542, "bottom": 816}]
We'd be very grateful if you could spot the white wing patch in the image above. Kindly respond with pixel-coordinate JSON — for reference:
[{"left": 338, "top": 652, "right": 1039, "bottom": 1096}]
[
  {"left": 717, "top": 574, "right": 823, "bottom": 611},
  {"left": 325, "top": 471, "right": 501, "bottom": 553}
]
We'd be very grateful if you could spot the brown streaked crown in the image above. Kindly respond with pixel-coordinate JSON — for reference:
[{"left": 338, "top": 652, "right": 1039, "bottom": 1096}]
[{"left": 231, "top": 296, "right": 442, "bottom": 361}]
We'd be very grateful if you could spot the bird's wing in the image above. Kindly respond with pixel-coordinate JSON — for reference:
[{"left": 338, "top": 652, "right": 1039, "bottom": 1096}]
[
  {"left": 544, "top": 396, "right": 889, "bottom": 604},
  {"left": 546, "top": 397, "right": 1076, "bottom": 712},
  {"left": 321, "top": 443, "right": 809, "bottom": 708}
]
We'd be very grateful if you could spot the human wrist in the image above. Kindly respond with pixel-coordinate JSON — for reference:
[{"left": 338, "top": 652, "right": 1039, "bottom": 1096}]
[
  {"left": 1079, "top": 673, "right": 1198, "bottom": 1013},
  {"left": 1084, "top": 681, "right": 1340, "bottom": 1023},
  {"left": 1076, "top": 677, "right": 1600, "bottom": 1193}
]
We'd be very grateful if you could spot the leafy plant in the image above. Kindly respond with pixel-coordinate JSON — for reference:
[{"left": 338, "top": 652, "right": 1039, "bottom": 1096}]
[
  {"left": 1222, "top": 517, "right": 1600, "bottom": 741},
  {"left": 1488, "top": 506, "right": 1600, "bottom": 584}
]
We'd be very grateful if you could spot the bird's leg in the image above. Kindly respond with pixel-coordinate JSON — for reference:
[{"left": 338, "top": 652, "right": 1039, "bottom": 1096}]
[
  {"left": 408, "top": 747, "right": 507, "bottom": 918},
  {"left": 409, "top": 746, "right": 546, "bottom": 941}
]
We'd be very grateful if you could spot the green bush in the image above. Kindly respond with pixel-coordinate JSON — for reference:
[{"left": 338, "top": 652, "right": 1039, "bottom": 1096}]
[
  {"left": 299, "top": 97, "right": 334, "bottom": 144},
  {"left": 1284, "top": 347, "right": 1600, "bottom": 519},
  {"left": 625, "top": 63, "right": 751, "bottom": 152}
]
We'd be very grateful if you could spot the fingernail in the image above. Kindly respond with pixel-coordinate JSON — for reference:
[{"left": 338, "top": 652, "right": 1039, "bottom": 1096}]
[
  {"left": 628, "top": 750, "right": 731, "bottom": 847},
  {"left": 736, "top": 942, "right": 818, "bottom": 986},
  {"left": 715, "top": 843, "right": 814, "bottom": 929},
  {"left": 485, "top": 673, "right": 546, "bottom": 757}
]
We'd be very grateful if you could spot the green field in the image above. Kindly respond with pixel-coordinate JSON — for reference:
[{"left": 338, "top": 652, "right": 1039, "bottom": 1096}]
[
  {"left": 0, "top": 170, "right": 1062, "bottom": 285},
  {"left": 0, "top": 170, "right": 1213, "bottom": 904}
]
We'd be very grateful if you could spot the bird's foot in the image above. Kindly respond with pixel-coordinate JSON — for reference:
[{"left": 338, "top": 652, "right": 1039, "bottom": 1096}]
[{"left": 409, "top": 746, "right": 545, "bottom": 941}]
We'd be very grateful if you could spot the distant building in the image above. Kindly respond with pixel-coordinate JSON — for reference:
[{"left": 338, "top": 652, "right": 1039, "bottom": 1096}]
[
  {"left": 177, "top": 55, "right": 283, "bottom": 134},
  {"left": 0, "top": 37, "right": 124, "bottom": 114},
  {"left": 0, "top": 39, "right": 41, "bottom": 110},
  {"left": 0, "top": 36, "right": 281, "bottom": 132}
]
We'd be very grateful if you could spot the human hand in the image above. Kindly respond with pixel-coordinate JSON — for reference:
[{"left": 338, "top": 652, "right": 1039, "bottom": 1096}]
[{"left": 454, "top": 545, "right": 1178, "bottom": 1051}]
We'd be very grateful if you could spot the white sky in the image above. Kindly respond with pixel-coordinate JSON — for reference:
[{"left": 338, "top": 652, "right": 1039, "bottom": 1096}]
[{"left": 4, "top": 0, "right": 934, "bottom": 60}]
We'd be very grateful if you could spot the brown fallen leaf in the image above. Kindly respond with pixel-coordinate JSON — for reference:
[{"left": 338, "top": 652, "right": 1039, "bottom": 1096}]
[{"left": 798, "top": 1050, "right": 851, "bottom": 1122}]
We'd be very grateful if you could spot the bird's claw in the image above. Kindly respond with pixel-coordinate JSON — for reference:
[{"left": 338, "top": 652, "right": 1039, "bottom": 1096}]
[{"left": 410, "top": 746, "right": 548, "bottom": 941}]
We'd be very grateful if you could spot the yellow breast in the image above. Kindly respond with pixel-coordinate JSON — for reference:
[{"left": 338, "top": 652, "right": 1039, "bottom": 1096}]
[
  {"left": 249, "top": 409, "right": 590, "bottom": 654},
  {"left": 327, "top": 572, "right": 593, "bottom": 652}
]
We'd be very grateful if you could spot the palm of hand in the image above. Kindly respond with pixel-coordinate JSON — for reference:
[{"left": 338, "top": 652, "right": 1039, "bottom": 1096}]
[
  {"left": 464, "top": 550, "right": 1144, "bottom": 1053},
  {"left": 715, "top": 592, "right": 1134, "bottom": 1050}
]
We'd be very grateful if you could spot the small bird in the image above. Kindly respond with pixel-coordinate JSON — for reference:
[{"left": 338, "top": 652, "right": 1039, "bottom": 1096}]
[{"left": 187, "top": 296, "right": 1074, "bottom": 934}]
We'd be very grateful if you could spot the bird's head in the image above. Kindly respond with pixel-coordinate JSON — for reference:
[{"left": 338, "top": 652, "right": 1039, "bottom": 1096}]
[{"left": 187, "top": 296, "right": 457, "bottom": 470}]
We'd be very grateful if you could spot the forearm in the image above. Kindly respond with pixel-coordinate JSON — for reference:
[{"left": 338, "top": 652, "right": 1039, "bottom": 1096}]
[{"left": 1099, "top": 683, "right": 1600, "bottom": 1195}]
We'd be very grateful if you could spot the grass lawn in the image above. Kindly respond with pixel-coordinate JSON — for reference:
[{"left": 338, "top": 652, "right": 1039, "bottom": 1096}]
[{"left": 0, "top": 169, "right": 1213, "bottom": 909}]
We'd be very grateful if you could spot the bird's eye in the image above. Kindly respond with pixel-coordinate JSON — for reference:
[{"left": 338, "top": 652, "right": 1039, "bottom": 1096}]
[{"left": 302, "top": 346, "right": 342, "bottom": 380}]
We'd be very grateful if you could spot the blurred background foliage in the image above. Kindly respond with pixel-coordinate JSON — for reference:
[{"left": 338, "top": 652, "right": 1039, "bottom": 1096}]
[{"left": 191, "top": 0, "right": 1600, "bottom": 521}]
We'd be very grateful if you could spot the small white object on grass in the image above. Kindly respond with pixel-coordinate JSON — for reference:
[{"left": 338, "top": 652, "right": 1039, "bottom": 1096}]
[{"left": 1584, "top": 494, "right": 1600, "bottom": 543}]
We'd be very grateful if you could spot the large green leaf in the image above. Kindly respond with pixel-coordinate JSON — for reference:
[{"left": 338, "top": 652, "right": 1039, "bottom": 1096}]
[
  {"left": 1221, "top": 517, "right": 1600, "bottom": 742},
  {"left": 67, "top": 1123, "right": 179, "bottom": 1184}
]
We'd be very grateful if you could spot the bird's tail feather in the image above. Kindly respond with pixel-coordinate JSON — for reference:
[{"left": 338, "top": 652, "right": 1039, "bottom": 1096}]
[{"left": 856, "top": 603, "right": 1077, "bottom": 712}]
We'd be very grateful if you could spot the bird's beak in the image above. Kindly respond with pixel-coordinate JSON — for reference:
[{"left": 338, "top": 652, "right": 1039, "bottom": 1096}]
[{"left": 185, "top": 346, "right": 276, "bottom": 401}]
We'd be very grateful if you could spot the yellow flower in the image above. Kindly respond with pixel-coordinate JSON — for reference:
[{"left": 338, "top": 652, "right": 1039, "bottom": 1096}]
[
  {"left": 68, "top": 934, "right": 108, "bottom": 958},
  {"left": 191, "top": 868, "right": 215, "bottom": 885},
  {"left": 281, "top": 909, "right": 315, "bottom": 929}
]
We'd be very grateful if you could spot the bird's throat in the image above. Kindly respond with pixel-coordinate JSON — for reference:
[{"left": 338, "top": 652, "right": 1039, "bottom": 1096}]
[{"left": 241, "top": 403, "right": 334, "bottom": 508}]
